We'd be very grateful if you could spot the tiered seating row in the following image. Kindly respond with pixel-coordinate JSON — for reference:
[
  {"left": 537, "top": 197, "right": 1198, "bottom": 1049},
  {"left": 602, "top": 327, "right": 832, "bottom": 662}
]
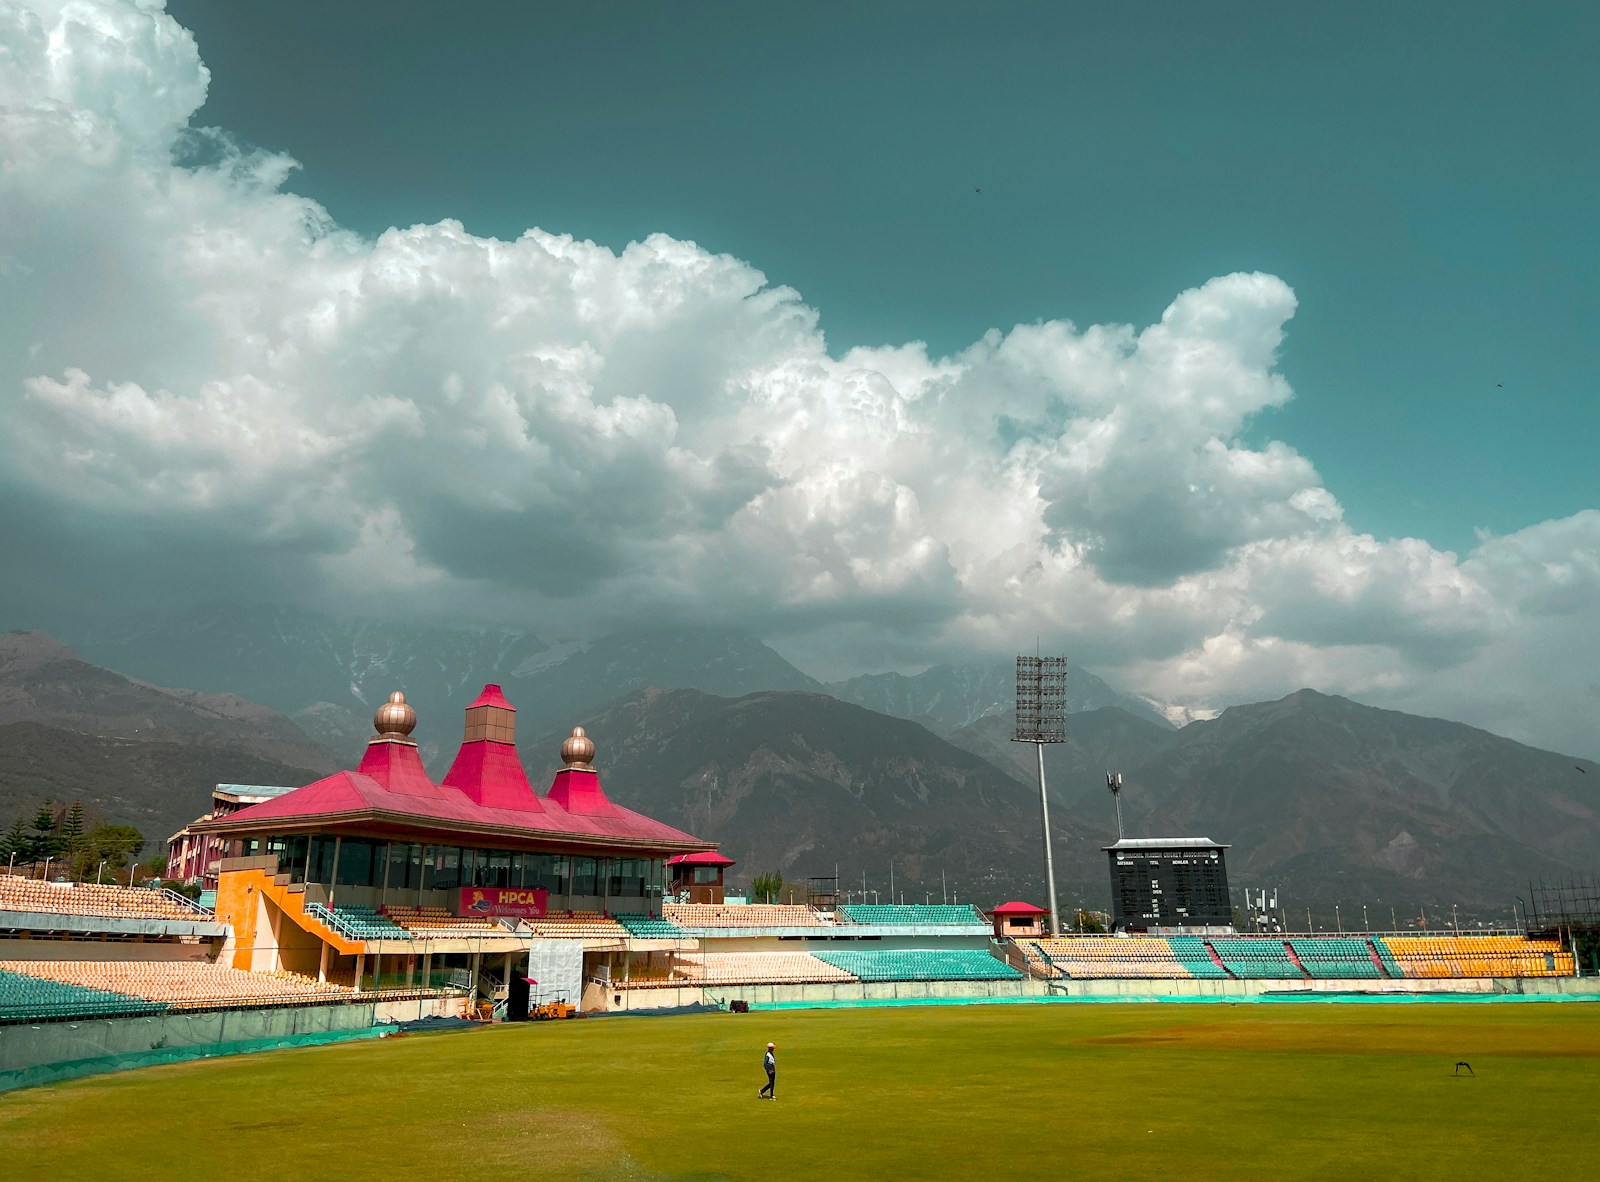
[
  {"left": 671, "top": 952, "right": 858, "bottom": 986},
  {"left": 1019, "top": 935, "right": 1575, "bottom": 980},
  {"left": 1167, "top": 937, "right": 1233, "bottom": 978},
  {"left": 664, "top": 904, "right": 824, "bottom": 928},
  {"left": 381, "top": 905, "right": 501, "bottom": 934},
  {"left": 1029, "top": 937, "right": 1194, "bottom": 979},
  {"left": 1209, "top": 938, "right": 1304, "bottom": 979},
  {"left": 0, "top": 876, "right": 209, "bottom": 923},
  {"left": 308, "top": 903, "right": 413, "bottom": 941},
  {"left": 0, "top": 966, "right": 164, "bottom": 1022},
  {"left": 1290, "top": 938, "right": 1383, "bottom": 979},
  {"left": 613, "top": 913, "right": 686, "bottom": 939},
  {"left": 838, "top": 904, "right": 986, "bottom": 926},
  {"left": 1379, "top": 936, "right": 1574, "bottom": 978},
  {"left": 812, "top": 949, "right": 1022, "bottom": 982},
  {"left": 525, "top": 911, "right": 627, "bottom": 939},
  {"left": 0, "top": 960, "right": 354, "bottom": 1010}
]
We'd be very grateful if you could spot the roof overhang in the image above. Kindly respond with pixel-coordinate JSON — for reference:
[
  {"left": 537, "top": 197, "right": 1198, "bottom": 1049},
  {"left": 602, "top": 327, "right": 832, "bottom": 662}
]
[{"left": 190, "top": 808, "right": 713, "bottom": 856}]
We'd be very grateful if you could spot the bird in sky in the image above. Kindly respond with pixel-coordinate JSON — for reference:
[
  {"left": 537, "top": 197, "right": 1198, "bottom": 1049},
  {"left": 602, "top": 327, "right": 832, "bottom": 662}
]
[
  {"left": 975, "top": 187, "right": 982, "bottom": 193},
  {"left": 1578, "top": 766, "right": 1588, "bottom": 774}
]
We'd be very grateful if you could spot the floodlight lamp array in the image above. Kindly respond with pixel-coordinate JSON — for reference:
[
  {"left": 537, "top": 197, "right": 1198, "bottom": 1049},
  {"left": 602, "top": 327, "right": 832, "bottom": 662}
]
[{"left": 1014, "top": 654, "right": 1068, "bottom": 743}]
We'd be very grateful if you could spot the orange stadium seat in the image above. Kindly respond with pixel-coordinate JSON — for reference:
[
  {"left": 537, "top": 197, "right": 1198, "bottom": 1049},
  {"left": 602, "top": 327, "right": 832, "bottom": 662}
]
[
  {"left": 0, "top": 959, "right": 356, "bottom": 1008},
  {"left": 525, "top": 910, "right": 627, "bottom": 939},
  {"left": 1379, "top": 935, "right": 1573, "bottom": 978},
  {"left": 662, "top": 904, "right": 824, "bottom": 928},
  {"left": 1028, "top": 937, "right": 1194, "bottom": 979},
  {"left": 0, "top": 876, "right": 211, "bottom": 923},
  {"left": 671, "top": 952, "right": 858, "bottom": 986}
]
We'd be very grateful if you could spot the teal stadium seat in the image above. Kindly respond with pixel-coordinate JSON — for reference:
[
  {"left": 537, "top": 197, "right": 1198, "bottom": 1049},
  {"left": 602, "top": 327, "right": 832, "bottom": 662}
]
[
  {"left": 837, "top": 905, "right": 987, "bottom": 926},
  {"left": 1208, "top": 938, "right": 1305, "bottom": 979},
  {"left": 1166, "top": 937, "right": 1232, "bottom": 978},
  {"left": 613, "top": 913, "right": 686, "bottom": 938},
  {"left": 1288, "top": 938, "right": 1383, "bottom": 978},
  {"left": 0, "top": 967, "right": 167, "bottom": 1023},
  {"left": 308, "top": 903, "right": 414, "bottom": 941},
  {"left": 810, "top": 949, "right": 1022, "bottom": 982}
]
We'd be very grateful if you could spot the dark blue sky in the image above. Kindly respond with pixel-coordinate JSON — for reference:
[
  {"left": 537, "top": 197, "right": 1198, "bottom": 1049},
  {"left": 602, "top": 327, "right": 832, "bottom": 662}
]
[{"left": 170, "top": 0, "right": 1597, "bottom": 556}]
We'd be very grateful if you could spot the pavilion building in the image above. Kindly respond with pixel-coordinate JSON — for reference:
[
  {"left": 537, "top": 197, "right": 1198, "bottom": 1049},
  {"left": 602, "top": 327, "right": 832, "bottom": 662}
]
[{"left": 193, "top": 685, "right": 711, "bottom": 1007}]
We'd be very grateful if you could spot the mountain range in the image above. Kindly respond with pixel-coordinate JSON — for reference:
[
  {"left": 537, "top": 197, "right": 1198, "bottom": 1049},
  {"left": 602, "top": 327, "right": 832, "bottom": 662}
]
[
  {"left": 0, "top": 631, "right": 338, "bottom": 846},
  {"left": 68, "top": 606, "right": 1164, "bottom": 764},
  {"left": 10, "top": 612, "right": 1598, "bottom": 918}
]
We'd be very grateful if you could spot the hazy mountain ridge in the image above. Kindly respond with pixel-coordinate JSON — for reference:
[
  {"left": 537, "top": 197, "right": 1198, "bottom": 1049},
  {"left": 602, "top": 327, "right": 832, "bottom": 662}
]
[
  {"left": 525, "top": 688, "right": 1111, "bottom": 902},
  {"left": 827, "top": 661, "right": 1173, "bottom": 733},
  {"left": 69, "top": 605, "right": 547, "bottom": 755},
  {"left": 1112, "top": 690, "right": 1600, "bottom": 911},
  {"left": 0, "top": 630, "right": 342, "bottom": 844},
  {"left": 12, "top": 621, "right": 1597, "bottom": 914}
]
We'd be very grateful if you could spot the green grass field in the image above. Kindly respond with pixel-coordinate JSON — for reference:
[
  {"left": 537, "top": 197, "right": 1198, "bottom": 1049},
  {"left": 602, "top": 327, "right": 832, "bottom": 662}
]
[{"left": 4, "top": 1002, "right": 1597, "bottom": 1180}]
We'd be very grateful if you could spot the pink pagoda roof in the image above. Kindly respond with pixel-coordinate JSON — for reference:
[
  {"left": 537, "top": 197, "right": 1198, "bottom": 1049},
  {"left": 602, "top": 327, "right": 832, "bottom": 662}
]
[
  {"left": 466, "top": 683, "right": 515, "bottom": 711},
  {"left": 194, "top": 684, "right": 711, "bottom": 855}
]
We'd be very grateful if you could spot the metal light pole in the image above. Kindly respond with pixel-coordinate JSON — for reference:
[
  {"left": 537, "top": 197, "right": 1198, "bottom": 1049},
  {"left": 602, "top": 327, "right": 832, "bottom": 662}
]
[
  {"left": 1106, "top": 771, "right": 1125, "bottom": 840},
  {"left": 1014, "top": 653, "right": 1068, "bottom": 937}
]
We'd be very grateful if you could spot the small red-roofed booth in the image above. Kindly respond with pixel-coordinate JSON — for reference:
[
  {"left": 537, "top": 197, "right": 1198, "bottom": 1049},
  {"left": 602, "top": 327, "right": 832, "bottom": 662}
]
[
  {"left": 990, "top": 901, "right": 1049, "bottom": 939},
  {"left": 667, "top": 850, "right": 736, "bottom": 904}
]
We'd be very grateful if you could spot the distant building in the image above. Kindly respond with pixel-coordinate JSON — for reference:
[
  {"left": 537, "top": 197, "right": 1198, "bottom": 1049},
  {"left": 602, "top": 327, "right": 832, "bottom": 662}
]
[
  {"left": 1104, "top": 837, "right": 1232, "bottom": 934},
  {"left": 167, "top": 784, "right": 297, "bottom": 887}
]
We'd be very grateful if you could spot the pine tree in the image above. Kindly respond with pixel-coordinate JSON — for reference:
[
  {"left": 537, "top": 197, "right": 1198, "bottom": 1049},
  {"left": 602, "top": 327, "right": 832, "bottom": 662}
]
[
  {"left": 1, "top": 816, "right": 28, "bottom": 863},
  {"left": 29, "top": 804, "right": 59, "bottom": 863},
  {"left": 60, "top": 801, "right": 87, "bottom": 854}
]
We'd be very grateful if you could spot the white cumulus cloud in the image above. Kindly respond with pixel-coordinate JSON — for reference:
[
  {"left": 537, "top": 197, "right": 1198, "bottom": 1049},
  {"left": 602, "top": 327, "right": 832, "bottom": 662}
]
[{"left": 0, "top": 0, "right": 1595, "bottom": 758}]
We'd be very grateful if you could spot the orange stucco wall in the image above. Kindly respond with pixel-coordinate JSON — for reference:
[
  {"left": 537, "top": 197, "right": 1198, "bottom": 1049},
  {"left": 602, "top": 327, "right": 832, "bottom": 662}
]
[{"left": 215, "top": 864, "right": 362, "bottom": 971}]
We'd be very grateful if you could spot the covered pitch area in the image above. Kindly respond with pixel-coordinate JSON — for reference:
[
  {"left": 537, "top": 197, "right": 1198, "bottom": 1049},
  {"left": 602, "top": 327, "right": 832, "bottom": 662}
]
[{"left": 3, "top": 1001, "right": 1596, "bottom": 1180}]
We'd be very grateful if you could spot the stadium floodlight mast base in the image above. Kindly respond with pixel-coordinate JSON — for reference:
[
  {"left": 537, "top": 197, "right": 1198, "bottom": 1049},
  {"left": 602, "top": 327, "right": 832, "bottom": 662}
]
[{"left": 1015, "top": 653, "right": 1068, "bottom": 938}]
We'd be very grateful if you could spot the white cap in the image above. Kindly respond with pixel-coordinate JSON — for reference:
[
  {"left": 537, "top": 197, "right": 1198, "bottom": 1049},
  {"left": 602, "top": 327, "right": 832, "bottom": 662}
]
[{"left": 767, "top": 1042, "right": 775, "bottom": 1048}]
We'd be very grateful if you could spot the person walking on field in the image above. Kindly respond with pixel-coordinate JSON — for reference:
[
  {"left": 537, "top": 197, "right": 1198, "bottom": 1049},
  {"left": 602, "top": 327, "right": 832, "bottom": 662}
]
[{"left": 758, "top": 1041, "right": 777, "bottom": 1099}]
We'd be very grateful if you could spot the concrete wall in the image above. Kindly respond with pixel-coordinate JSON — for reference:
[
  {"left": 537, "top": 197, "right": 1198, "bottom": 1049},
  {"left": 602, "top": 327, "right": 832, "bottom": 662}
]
[
  {"left": 0, "top": 1002, "right": 382, "bottom": 1092},
  {"left": 371, "top": 995, "right": 460, "bottom": 1022},
  {"left": 611, "top": 974, "right": 1600, "bottom": 1011},
  {"left": 609, "top": 978, "right": 1048, "bottom": 1011}
]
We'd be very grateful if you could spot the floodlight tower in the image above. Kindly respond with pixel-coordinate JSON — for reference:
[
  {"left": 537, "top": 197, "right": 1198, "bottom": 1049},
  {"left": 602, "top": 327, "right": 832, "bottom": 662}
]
[
  {"left": 1106, "top": 771, "right": 1125, "bottom": 840},
  {"left": 1014, "top": 654, "right": 1068, "bottom": 937}
]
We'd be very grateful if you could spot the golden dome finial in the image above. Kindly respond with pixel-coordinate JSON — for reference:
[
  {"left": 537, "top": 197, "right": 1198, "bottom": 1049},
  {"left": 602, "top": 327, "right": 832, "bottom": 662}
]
[
  {"left": 561, "top": 725, "right": 595, "bottom": 769},
  {"left": 373, "top": 690, "right": 417, "bottom": 739}
]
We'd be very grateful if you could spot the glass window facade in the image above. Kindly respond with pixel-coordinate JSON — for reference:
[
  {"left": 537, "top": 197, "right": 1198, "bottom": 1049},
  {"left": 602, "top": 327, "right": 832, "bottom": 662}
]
[{"left": 257, "top": 832, "right": 664, "bottom": 910}]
